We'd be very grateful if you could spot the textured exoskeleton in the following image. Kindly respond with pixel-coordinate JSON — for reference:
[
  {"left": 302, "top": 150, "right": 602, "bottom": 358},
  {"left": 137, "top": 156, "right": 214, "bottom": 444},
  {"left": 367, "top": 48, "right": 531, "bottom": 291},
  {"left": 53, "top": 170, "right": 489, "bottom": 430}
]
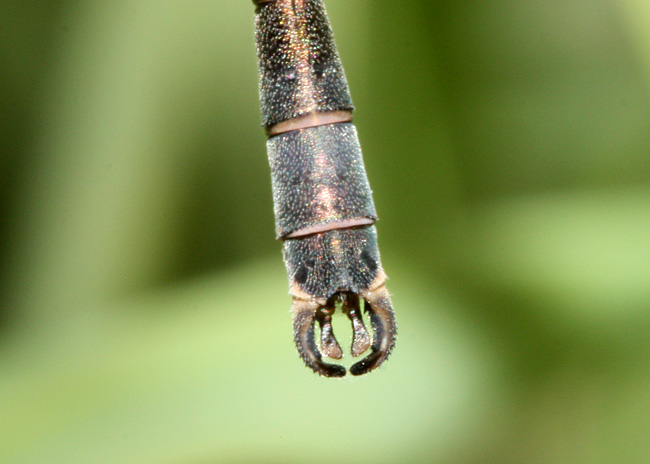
[{"left": 253, "top": 0, "right": 396, "bottom": 376}]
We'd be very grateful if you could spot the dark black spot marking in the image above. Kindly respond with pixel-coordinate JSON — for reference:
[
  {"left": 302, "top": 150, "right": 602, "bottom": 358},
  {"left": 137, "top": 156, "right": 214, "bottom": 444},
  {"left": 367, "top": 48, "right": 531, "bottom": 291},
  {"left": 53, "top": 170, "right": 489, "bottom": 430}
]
[
  {"left": 294, "top": 265, "right": 308, "bottom": 285},
  {"left": 361, "top": 248, "right": 378, "bottom": 274},
  {"left": 313, "top": 62, "right": 326, "bottom": 79}
]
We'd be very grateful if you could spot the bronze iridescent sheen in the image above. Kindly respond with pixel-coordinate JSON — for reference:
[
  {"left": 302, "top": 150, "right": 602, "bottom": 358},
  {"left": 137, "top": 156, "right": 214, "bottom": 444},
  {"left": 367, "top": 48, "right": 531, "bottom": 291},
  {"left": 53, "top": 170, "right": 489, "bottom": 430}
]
[{"left": 254, "top": 0, "right": 353, "bottom": 128}]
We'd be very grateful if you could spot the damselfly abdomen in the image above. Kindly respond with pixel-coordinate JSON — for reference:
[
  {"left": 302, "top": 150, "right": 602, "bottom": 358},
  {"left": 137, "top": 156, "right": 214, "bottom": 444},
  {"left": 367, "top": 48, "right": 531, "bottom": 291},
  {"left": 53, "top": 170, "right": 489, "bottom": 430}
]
[{"left": 253, "top": 0, "right": 396, "bottom": 377}]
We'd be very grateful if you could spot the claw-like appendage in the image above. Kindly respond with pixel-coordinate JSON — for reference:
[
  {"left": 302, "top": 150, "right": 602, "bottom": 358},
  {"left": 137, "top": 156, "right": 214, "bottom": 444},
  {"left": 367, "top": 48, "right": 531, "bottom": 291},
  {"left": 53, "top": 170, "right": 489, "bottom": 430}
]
[
  {"left": 291, "top": 279, "right": 396, "bottom": 377},
  {"left": 342, "top": 293, "right": 371, "bottom": 357},
  {"left": 292, "top": 299, "right": 346, "bottom": 378},
  {"left": 350, "top": 283, "right": 397, "bottom": 376},
  {"left": 316, "top": 305, "right": 343, "bottom": 359}
]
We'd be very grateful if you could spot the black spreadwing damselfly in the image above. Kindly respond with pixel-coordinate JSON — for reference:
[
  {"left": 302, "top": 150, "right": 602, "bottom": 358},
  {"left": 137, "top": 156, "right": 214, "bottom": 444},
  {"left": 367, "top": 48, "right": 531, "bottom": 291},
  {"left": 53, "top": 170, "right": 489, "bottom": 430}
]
[{"left": 252, "top": 0, "right": 396, "bottom": 377}]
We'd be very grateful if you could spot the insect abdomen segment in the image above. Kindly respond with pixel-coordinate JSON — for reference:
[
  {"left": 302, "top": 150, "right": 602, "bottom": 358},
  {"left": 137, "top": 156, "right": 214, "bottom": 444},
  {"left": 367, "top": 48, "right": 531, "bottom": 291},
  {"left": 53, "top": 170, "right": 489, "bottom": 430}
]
[
  {"left": 254, "top": 0, "right": 353, "bottom": 127},
  {"left": 267, "top": 123, "right": 376, "bottom": 238},
  {"left": 253, "top": 0, "right": 396, "bottom": 377}
]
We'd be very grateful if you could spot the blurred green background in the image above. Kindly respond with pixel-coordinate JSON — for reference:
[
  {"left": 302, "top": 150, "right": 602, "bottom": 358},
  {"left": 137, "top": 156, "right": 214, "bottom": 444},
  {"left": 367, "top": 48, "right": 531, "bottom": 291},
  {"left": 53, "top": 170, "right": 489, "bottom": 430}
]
[{"left": 2, "top": 0, "right": 650, "bottom": 462}]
